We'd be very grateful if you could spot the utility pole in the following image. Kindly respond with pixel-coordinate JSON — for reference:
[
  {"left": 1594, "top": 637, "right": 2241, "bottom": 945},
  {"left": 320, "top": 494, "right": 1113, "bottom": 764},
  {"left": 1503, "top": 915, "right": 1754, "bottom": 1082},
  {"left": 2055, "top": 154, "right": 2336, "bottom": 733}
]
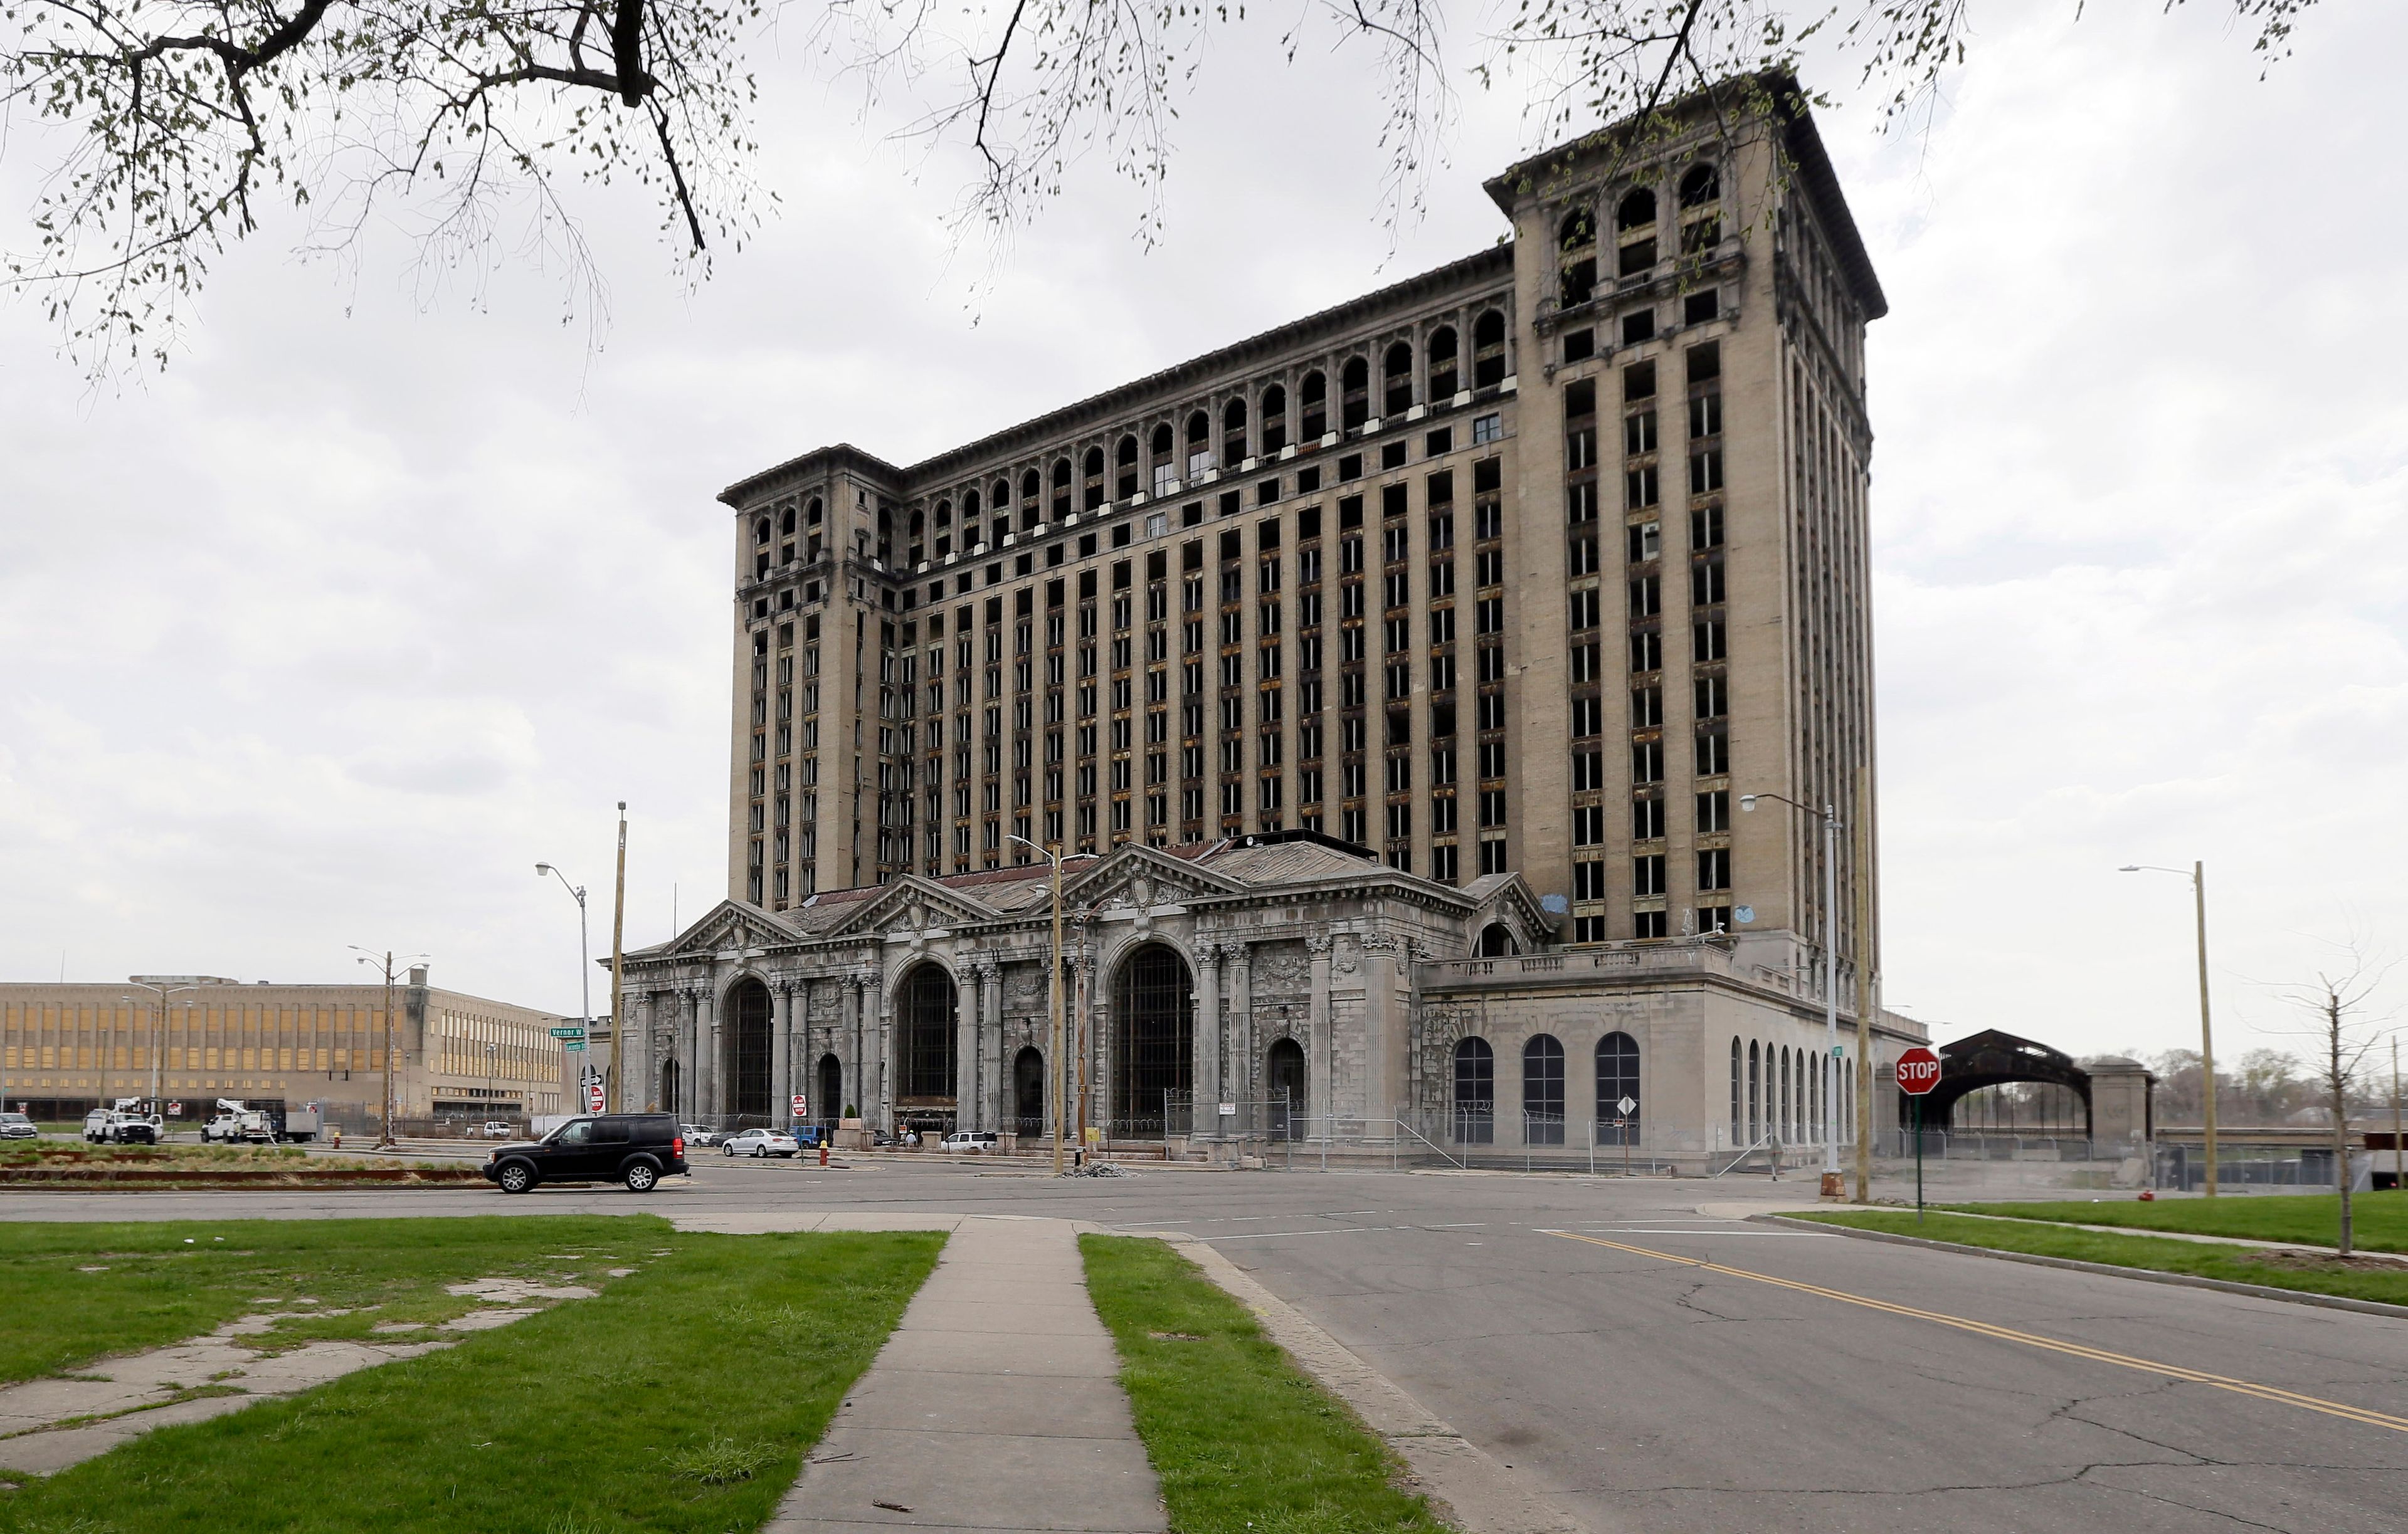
[
  {"left": 2391, "top": 1037, "right": 2401, "bottom": 1194},
  {"left": 1738, "top": 791, "right": 1842, "bottom": 1190},
  {"left": 349, "top": 947, "right": 425, "bottom": 1148},
  {"left": 125, "top": 982, "right": 194, "bottom": 1123},
  {"left": 2119, "top": 861, "right": 2217, "bottom": 1195},
  {"left": 610, "top": 802, "right": 630, "bottom": 1113}
]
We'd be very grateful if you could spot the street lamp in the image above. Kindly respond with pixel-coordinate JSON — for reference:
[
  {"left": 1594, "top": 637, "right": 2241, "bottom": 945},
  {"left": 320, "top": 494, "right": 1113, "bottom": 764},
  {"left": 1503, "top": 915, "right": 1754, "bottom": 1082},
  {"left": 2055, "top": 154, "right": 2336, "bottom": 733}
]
[
  {"left": 1008, "top": 834, "right": 1070, "bottom": 1175},
  {"left": 536, "top": 862, "right": 593, "bottom": 1114},
  {"left": 1740, "top": 792, "right": 1842, "bottom": 1184},
  {"left": 350, "top": 947, "right": 429, "bottom": 1147},
  {"left": 123, "top": 982, "right": 195, "bottom": 1127},
  {"left": 2120, "top": 861, "right": 2217, "bottom": 1196}
]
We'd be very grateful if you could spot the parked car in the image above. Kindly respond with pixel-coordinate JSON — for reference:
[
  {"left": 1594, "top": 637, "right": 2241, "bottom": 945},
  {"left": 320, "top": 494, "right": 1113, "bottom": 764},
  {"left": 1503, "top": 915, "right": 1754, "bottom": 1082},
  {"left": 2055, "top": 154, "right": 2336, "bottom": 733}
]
[
  {"left": 791, "top": 1125, "right": 831, "bottom": 1150},
  {"left": 680, "top": 1122, "right": 723, "bottom": 1147},
  {"left": 721, "top": 1128, "right": 800, "bottom": 1158},
  {"left": 0, "top": 1111, "right": 36, "bottom": 1140},
  {"left": 940, "top": 1130, "right": 999, "bottom": 1153},
  {"left": 83, "top": 1108, "right": 159, "bottom": 1145},
  {"left": 477, "top": 1120, "right": 515, "bottom": 1138},
  {"left": 482, "top": 1114, "right": 689, "bottom": 1194}
]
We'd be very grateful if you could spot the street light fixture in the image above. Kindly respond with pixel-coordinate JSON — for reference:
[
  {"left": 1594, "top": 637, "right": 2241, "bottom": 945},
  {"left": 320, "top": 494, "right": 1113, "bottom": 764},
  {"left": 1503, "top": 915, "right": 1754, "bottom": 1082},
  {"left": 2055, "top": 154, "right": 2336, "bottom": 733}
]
[
  {"left": 1739, "top": 792, "right": 1843, "bottom": 1185},
  {"left": 2120, "top": 861, "right": 2217, "bottom": 1195},
  {"left": 1008, "top": 834, "right": 1070, "bottom": 1175},
  {"left": 536, "top": 862, "right": 593, "bottom": 1116},
  {"left": 124, "top": 981, "right": 195, "bottom": 1125},
  {"left": 350, "top": 947, "right": 429, "bottom": 1147}
]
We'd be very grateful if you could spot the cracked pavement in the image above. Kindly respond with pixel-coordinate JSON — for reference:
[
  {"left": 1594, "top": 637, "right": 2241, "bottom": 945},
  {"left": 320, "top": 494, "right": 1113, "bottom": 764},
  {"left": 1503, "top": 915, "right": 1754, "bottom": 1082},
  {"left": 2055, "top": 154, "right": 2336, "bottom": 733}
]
[{"left": 5, "top": 1160, "right": 2405, "bottom": 1530}]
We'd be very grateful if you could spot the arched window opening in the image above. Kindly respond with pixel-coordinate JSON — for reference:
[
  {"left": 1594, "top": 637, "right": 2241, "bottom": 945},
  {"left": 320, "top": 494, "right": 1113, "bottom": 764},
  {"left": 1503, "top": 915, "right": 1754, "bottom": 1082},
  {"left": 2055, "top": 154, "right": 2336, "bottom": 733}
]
[
  {"left": 1260, "top": 384, "right": 1289, "bottom": 454},
  {"left": 727, "top": 978, "right": 773, "bottom": 1123},
  {"left": 1427, "top": 326, "right": 1459, "bottom": 400},
  {"left": 1084, "top": 446, "right": 1107, "bottom": 510},
  {"left": 994, "top": 477, "right": 1013, "bottom": 513},
  {"left": 1453, "top": 1036, "right": 1495, "bottom": 1144},
  {"left": 1472, "top": 310, "right": 1508, "bottom": 389},
  {"left": 755, "top": 518, "right": 771, "bottom": 545},
  {"left": 875, "top": 507, "right": 892, "bottom": 564},
  {"left": 964, "top": 488, "right": 981, "bottom": 518},
  {"left": 1220, "top": 397, "right": 1249, "bottom": 462},
  {"left": 1299, "top": 371, "right": 1328, "bottom": 440},
  {"left": 1476, "top": 923, "right": 1518, "bottom": 957},
  {"left": 1053, "top": 458, "right": 1075, "bottom": 521},
  {"left": 1185, "top": 409, "right": 1213, "bottom": 479},
  {"left": 1597, "top": 1032, "right": 1640, "bottom": 1147},
  {"left": 1617, "top": 186, "right": 1659, "bottom": 276},
  {"left": 1116, "top": 435, "right": 1141, "bottom": 500},
  {"left": 779, "top": 507, "right": 796, "bottom": 536},
  {"left": 1111, "top": 945, "right": 1193, "bottom": 1135},
  {"left": 1383, "top": 342, "right": 1414, "bottom": 417},
  {"left": 815, "top": 1053, "right": 843, "bottom": 1123},
  {"left": 898, "top": 966, "right": 959, "bottom": 1120},
  {"left": 661, "top": 1057, "right": 682, "bottom": 1119},
  {"left": 1265, "top": 1037, "right": 1306, "bottom": 1140},
  {"left": 1747, "top": 1040, "right": 1761, "bottom": 1143},
  {"left": 806, "top": 496, "right": 823, "bottom": 526},
  {"left": 1012, "top": 1046, "right": 1045, "bottom": 1134},
  {"left": 1780, "top": 1047, "right": 1792, "bottom": 1143},
  {"left": 1728, "top": 1038, "right": 1741, "bottom": 1144},
  {"left": 1151, "top": 421, "right": 1175, "bottom": 456},
  {"left": 1523, "top": 1034, "right": 1566, "bottom": 1145},
  {"left": 1340, "top": 355, "right": 1370, "bottom": 432},
  {"left": 1679, "top": 162, "right": 1719, "bottom": 209}
]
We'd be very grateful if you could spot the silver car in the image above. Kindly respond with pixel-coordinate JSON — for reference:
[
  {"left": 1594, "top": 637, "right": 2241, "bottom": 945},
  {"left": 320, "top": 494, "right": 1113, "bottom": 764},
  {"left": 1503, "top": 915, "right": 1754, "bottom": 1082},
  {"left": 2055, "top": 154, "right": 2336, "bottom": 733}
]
[
  {"left": 0, "top": 1111, "right": 35, "bottom": 1140},
  {"left": 721, "top": 1128, "right": 800, "bottom": 1158}
]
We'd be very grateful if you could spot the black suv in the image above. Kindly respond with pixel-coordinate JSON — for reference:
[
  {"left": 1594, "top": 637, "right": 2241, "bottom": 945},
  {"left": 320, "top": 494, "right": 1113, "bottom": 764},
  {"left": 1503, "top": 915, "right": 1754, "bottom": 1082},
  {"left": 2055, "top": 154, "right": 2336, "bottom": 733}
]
[{"left": 482, "top": 1114, "right": 688, "bottom": 1194}]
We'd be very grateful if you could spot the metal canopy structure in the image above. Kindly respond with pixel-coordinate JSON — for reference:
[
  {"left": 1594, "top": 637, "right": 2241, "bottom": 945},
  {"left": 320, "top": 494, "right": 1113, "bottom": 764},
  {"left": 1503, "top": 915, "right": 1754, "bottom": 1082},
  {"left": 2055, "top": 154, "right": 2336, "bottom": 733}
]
[{"left": 1918, "top": 1029, "right": 2094, "bottom": 1137}]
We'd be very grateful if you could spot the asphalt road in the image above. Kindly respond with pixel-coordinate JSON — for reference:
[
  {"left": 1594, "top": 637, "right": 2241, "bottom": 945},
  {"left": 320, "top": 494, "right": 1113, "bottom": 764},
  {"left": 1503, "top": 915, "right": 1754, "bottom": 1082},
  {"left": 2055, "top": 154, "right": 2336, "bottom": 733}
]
[{"left": 5, "top": 1157, "right": 2404, "bottom": 1533}]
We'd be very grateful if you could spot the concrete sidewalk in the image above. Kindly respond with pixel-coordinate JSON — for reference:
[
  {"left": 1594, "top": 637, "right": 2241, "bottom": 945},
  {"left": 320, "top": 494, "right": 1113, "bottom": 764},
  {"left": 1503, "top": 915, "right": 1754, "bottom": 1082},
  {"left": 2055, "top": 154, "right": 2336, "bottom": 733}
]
[{"left": 766, "top": 1217, "right": 1166, "bottom": 1534}]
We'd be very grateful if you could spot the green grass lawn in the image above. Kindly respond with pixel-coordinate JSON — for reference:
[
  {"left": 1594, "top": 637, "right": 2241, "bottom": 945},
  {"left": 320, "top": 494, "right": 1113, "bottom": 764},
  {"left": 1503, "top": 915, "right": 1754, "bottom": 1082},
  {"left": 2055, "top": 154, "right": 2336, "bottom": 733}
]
[
  {"left": 1798, "top": 1209, "right": 2408, "bottom": 1308},
  {"left": 1080, "top": 1234, "right": 1448, "bottom": 1534},
  {"left": 0, "top": 1216, "right": 673, "bottom": 1386},
  {"left": 1935, "top": 1192, "right": 2408, "bottom": 1254},
  {"left": 0, "top": 1225, "right": 941, "bottom": 1533}
]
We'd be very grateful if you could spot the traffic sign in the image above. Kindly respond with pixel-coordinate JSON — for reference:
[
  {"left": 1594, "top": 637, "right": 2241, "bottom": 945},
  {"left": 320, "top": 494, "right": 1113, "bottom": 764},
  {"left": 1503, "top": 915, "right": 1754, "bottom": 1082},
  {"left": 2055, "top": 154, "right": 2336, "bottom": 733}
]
[
  {"left": 586, "top": 1080, "right": 605, "bottom": 1113},
  {"left": 561, "top": 1039, "right": 586, "bottom": 1052},
  {"left": 1896, "top": 1046, "right": 1942, "bottom": 1096},
  {"left": 548, "top": 1026, "right": 587, "bottom": 1039},
  {"left": 166, "top": 1100, "right": 184, "bottom": 1117},
  {"left": 790, "top": 1094, "right": 808, "bottom": 1119},
  {"left": 1616, "top": 1096, "right": 1637, "bottom": 1116}
]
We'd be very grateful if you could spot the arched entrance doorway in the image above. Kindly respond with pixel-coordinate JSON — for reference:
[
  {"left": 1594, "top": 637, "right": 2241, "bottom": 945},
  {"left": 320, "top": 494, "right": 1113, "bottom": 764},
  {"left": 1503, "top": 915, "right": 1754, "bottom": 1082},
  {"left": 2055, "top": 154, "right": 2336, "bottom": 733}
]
[
  {"left": 1111, "top": 944, "right": 1193, "bottom": 1135},
  {"left": 1476, "top": 923, "right": 1518, "bottom": 957},
  {"left": 1013, "top": 1046, "right": 1045, "bottom": 1135},
  {"left": 726, "top": 978, "right": 773, "bottom": 1123},
  {"left": 896, "top": 965, "right": 959, "bottom": 1132},
  {"left": 1265, "top": 1037, "right": 1306, "bottom": 1140},
  {"left": 816, "top": 1054, "right": 843, "bottom": 1124},
  {"left": 660, "top": 1058, "right": 680, "bottom": 1119}
]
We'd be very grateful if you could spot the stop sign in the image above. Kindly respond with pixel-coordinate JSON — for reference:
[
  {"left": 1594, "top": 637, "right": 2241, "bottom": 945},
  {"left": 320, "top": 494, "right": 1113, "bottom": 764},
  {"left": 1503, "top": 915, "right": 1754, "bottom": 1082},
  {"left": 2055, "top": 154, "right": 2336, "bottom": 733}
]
[{"left": 1895, "top": 1046, "right": 1943, "bottom": 1096}]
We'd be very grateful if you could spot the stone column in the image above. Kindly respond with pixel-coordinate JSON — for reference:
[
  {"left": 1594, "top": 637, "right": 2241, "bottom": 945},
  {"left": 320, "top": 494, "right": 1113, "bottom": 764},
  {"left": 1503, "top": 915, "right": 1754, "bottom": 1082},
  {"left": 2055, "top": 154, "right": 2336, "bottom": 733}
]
[
  {"left": 695, "top": 985, "right": 719, "bottom": 1123},
  {"left": 842, "top": 977, "right": 861, "bottom": 1122},
  {"left": 981, "top": 963, "right": 1005, "bottom": 1133},
  {"left": 874, "top": 974, "right": 895, "bottom": 1133},
  {"left": 1307, "top": 935, "right": 1334, "bottom": 1136},
  {"left": 1225, "top": 942, "right": 1254, "bottom": 1111},
  {"left": 1362, "top": 936, "right": 1398, "bottom": 1135},
  {"left": 953, "top": 962, "right": 978, "bottom": 1132},
  {"left": 1193, "top": 943, "right": 1222, "bottom": 1137},
  {"left": 771, "top": 978, "right": 795, "bottom": 1127}
]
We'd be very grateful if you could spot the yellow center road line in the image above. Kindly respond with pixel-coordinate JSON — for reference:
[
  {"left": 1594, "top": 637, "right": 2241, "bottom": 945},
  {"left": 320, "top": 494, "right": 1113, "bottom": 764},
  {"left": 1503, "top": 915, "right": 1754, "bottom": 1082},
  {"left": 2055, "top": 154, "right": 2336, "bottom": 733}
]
[{"left": 1542, "top": 1230, "right": 2408, "bottom": 1435}]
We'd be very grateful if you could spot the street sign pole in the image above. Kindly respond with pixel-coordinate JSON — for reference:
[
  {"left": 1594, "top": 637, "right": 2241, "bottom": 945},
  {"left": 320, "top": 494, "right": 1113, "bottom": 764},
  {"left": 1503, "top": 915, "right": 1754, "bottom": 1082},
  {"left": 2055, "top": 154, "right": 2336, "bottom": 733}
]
[{"left": 1913, "top": 1095, "right": 1923, "bottom": 1224}]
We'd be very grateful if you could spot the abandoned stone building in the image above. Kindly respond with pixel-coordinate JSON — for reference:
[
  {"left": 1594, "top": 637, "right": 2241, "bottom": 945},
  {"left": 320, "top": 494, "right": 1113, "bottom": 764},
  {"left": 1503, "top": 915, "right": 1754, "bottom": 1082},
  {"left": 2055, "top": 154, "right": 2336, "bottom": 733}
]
[{"left": 619, "top": 80, "right": 1928, "bottom": 1162}]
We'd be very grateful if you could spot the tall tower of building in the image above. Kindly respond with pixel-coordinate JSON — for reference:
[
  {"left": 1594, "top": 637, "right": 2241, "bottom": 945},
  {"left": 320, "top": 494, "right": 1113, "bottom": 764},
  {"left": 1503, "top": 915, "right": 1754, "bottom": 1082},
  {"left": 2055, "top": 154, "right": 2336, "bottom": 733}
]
[{"left": 716, "top": 76, "right": 1882, "bottom": 987}]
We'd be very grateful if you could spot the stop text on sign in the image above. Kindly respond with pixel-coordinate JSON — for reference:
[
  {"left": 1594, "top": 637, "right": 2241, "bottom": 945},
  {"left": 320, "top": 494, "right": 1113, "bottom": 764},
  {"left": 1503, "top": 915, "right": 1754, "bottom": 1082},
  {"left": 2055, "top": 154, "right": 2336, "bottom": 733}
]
[{"left": 1895, "top": 1046, "right": 1942, "bottom": 1096}]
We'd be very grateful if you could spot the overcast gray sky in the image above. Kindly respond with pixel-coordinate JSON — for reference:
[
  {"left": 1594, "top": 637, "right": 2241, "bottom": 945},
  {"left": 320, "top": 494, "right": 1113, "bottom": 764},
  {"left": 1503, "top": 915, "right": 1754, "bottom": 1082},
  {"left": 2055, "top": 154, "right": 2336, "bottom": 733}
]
[{"left": 3, "top": 1, "right": 2400, "bottom": 1066}]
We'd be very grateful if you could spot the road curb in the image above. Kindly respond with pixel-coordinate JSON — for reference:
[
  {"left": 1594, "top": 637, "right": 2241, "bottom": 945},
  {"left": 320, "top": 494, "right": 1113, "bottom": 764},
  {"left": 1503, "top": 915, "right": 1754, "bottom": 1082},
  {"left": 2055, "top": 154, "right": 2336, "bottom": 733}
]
[
  {"left": 1168, "top": 1236, "right": 1595, "bottom": 1534},
  {"left": 1763, "top": 1215, "right": 2408, "bottom": 1321}
]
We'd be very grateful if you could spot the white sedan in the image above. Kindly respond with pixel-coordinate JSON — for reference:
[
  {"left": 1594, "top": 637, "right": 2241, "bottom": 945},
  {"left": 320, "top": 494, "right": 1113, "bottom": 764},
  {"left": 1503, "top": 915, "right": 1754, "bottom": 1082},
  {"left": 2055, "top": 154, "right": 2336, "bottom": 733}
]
[{"left": 721, "top": 1128, "right": 800, "bottom": 1158}]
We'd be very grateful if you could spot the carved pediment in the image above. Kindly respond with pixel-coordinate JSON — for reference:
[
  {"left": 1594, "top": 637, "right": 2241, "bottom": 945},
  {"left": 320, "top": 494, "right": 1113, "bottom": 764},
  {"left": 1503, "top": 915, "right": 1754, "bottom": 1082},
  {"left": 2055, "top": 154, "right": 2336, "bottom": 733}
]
[
  {"left": 659, "top": 900, "right": 800, "bottom": 958},
  {"left": 822, "top": 875, "right": 993, "bottom": 939},
  {"left": 1064, "top": 845, "right": 1243, "bottom": 912}
]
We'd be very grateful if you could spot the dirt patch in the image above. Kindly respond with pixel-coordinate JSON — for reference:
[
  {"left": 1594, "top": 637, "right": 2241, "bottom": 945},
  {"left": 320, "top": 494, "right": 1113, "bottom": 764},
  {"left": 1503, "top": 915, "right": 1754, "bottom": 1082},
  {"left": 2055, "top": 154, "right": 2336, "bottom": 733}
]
[{"left": 2237, "top": 1248, "right": 2408, "bottom": 1275}]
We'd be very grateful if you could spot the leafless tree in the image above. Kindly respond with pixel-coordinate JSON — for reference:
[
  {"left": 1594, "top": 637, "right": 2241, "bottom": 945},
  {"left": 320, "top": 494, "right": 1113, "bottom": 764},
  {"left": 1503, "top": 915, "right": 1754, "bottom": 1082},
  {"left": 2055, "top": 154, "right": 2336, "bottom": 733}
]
[
  {"left": 2271, "top": 938, "right": 2395, "bottom": 1256},
  {"left": 0, "top": 0, "right": 2328, "bottom": 373}
]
